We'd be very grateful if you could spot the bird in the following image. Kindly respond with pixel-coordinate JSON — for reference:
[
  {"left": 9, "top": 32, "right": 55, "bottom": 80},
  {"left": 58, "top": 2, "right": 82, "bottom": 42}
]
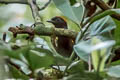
[{"left": 47, "top": 16, "right": 74, "bottom": 57}]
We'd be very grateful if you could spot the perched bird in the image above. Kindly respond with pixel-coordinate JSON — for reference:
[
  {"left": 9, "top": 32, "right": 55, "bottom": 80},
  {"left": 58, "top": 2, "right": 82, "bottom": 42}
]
[{"left": 47, "top": 16, "right": 74, "bottom": 57}]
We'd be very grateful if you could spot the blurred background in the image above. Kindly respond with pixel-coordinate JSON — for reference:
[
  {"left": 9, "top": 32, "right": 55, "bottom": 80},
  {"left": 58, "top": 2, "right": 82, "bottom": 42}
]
[
  {"left": 0, "top": 0, "right": 79, "bottom": 79},
  {"left": 0, "top": 0, "right": 79, "bottom": 41}
]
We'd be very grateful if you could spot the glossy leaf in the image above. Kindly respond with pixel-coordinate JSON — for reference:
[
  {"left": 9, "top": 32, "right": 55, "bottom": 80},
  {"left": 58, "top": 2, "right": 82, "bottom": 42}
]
[
  {"left": 8, "top": 64, "right": 29, "bottom": 79},
  {"left": 0, "top": 40, "right": 21, "bottom": 59},
  {"left": 107, "top": 65, "right": 120, "bottom": 78},
  {"left": 53, "top": 0, "right": 85, "bottom": 24},
  {"left": 63, "top": 71, "right": 102, "bottom": 80},
  {"left": 91, "top": 37, "right": 111, "bottom": 71},
  {"left": 90, "top": 16, "right": 116, "bottom": 36},
  {"left": 90, "top": 9, "right": 120, "bottom": 24},
  {"left": 10, "top": 58, "right": 31, "bottom": 75},
  {"left": 68, "top": 60, "right": 84, "bottom": 74},
  {"left": 69, "top": 0, "right": 77, "bottom": 6},
  {"left": 53, "top": 55, "right": 70, "bottom": 65},
  {"left": 27, "top": 48, "right": 54, "bottom": 70},
  {"left": 113, "top": 19, "right": 120, "bottom": 45},
  {"left": 74, "top": 40, "right": 91, "bottom": 62},
  {"left": 117, "top": 0, "right": 120, "bottom": 8},
  {"left": 110, "top": 60, "right": 120, "bottom": 66},
  {"left": 74, "top": 37, "right": 115, "bottom": 62}
]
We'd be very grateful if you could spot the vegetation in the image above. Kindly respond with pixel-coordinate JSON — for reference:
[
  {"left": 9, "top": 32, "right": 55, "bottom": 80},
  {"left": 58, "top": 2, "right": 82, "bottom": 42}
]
[{"left": 0, "top": 0, "right": 120, "bottom": 80}]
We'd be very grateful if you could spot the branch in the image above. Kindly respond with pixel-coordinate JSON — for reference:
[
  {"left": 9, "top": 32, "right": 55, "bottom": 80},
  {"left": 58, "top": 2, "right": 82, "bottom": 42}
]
[
  {"left": 91, "top": 0, "right": 120, "bottom": 20},
  {"left": 34, "top": 26, "right": 78, "bottom": 39},
  {"left": 91, "top": 0, "right": 110, "bottom": 10},
  {"left": 27, "top": 0, "right": 41, "bottom": 23},
  {"left": 0, "top": 0, "right": 27, "bottom": 4},
  {"left": 38, "top": 0, "right": 51, "bottom": 11},
  {"left": 82, "top": 10, "right": 103, "bottom": 28},
  {"left": 8, "top": 25, "right": 78, "bottom": 39},
  {"left": 0, "top": 0, "right": 48, "bottom": 23}
]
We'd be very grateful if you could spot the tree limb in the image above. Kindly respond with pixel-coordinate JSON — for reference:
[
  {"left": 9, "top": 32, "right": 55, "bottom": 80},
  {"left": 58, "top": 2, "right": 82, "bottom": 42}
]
[
  {"left": 34, "top": 26, "right": 78, "bottom": 39},
  {"left": 8, "top": 25, "right": 78, "bottom": 39},
  {"left": 91, "top": 0, "right": 120, "bottom": 20},
  {"left": 38, "top": 0, "right": 51, "bottom": 11},
  {"left": 0, "top": 0, "right": 27, "bottom": 4},
  {"left": 27, "top": 0, "right": 41, "bottom": 23}
]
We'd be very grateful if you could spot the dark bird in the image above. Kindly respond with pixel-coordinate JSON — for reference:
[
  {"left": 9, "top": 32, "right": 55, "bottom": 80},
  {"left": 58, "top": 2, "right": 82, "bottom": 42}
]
[{"left": 47, "top": 16, "right": 74, "bottom": 57}]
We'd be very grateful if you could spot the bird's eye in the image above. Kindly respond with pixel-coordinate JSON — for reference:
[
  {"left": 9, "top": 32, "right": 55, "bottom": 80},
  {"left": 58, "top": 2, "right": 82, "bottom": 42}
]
[{"left": 56, "top": 19, "right": 60, "bottom": 22}]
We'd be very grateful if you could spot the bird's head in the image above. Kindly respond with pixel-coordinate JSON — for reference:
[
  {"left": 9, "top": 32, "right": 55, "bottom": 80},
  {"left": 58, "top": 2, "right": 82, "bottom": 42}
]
[{"left": 47, "top": 16, "right": 67, "bottom": 29}]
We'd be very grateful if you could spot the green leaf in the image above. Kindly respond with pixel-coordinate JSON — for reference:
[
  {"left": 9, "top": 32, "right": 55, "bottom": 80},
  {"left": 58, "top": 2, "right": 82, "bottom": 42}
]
[
  {"left": 110, "top": 60, "right": 120, "bottom": 66},
  {"left": 75, "top": 32, "right": 81, "bottom": 43},
  {"left": 10, "top": 58, "right": 31, "bottom": 75},
  {"left": 8, "top": 64, "right": 29, "bottom": 79},
  {"left": 10, "top": 46, "right": 31, "bottom": 60},
  {"left": 69, "top": 0, "right": 77, "bottom": 6},
  {"left": 91, "top": 37, "right": 115, "bottom": 71},
  {"left": 68, "top": 60, "right": 84, "bottom": 74},
  {"left": 53, "top": 55, "right": 70, "bottom": 65},
  {"left": 74, "top": 37, "right": 115, "bottom": 62},
  {"left": 90, "top": 9, "right": 120, "bottom": 24},
  {"left": 74, "top": 40, "right": 91, "bottom": 62},
  {"left": 64, "top": 71, "right": 103, "bottom": 80},
  {"left": 113, "top": 19, "right": 120, "bottom": 45},
  {"left": 0, "top": 40, "right": 21, "bottom": 59},
  {"left": 28, "top": 48, "right": 54, "bottom": 70},
  {"left": 90, "top": 16, "right": 116, "bottom": 36},
  {"left": 107, "top": 65, "right": 120, "bottom": 78},
  {"left": 53, "top": 0, "right": 85, "bottom": 24},
  {"left": 117, "top": 0, "right": 120, "bottom": 8},
  {"left": 0, "top": 40, "right": 11, "bottom": 51}
]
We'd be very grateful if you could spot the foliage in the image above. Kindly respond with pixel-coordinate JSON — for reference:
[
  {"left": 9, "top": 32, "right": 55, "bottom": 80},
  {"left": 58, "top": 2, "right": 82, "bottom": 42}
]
[{"left": 0, "top": 0, "right": 120, "bottom": 80}]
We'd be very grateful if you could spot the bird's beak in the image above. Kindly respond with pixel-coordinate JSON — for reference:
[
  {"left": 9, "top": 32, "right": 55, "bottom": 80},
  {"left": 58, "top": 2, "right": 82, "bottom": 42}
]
[{"left": 47, "top": 20, "right": 54, "bottom": 23}]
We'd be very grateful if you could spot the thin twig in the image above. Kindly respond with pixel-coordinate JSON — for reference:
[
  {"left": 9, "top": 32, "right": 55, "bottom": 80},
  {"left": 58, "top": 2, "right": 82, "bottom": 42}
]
[
  {"left": 27, "top": 0, "right": 41, "bottom": 23},
  {"left": 38, "top": 0, "right": 51, "bottom": 11},
  {"left": 82, "top": 10, "right": 103, "bottom": 28},
  {"left": 88, "top": 56, "right": 92, "bottom": 71},
  {"left": 0, "top": 0, "right": 27, "bottom": 4},
  {"left": 113, "top": 0, "right": 118, "bottom": 8},
  {"left": 91, "top": 0, "right": 120, "bottom": 20},
  {"left": 63, "top": 51, "right": 75, "bottom": 75},
  {"left": 78, "top": 23, "right": 91, "bottom": 42}
]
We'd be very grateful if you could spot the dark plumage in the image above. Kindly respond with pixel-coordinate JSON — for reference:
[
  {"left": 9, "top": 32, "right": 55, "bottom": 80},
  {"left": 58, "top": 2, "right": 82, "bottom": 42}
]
[{"left": 47, "top": 16, "right": 74, "bottom": 57}]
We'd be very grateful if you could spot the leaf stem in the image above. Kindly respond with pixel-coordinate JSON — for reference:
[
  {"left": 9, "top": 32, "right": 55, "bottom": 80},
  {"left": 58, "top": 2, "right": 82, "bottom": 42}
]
[{"left": 63, "top": 51, "right": 75, "bottom": 75}]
